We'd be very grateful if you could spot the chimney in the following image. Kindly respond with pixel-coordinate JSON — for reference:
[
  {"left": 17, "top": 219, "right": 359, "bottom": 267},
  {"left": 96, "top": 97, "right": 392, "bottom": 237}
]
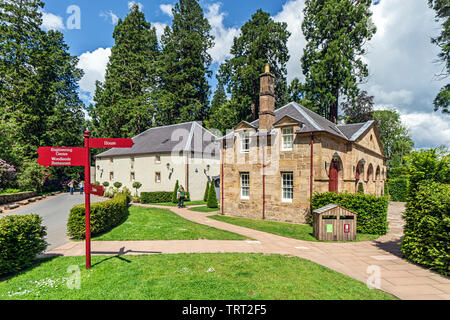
[{"left": 258, "top": 63, "right": 275, "bottom": 132}]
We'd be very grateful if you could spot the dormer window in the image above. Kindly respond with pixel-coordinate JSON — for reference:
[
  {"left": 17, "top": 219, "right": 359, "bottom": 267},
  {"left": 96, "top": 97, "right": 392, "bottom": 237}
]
[
  {"left": 282, "top": 128, "right": 294, "bottom": 151},
  {"left": 241, "top": 132, "right": 250, "bottom": 153}
]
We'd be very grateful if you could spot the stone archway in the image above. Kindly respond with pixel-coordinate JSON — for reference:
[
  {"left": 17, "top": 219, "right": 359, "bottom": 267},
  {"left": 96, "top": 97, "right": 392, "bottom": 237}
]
[
  {"left": 355, "top": 160, "right": 365, "bottom": 193},
  {"left": 328, "top": 156, "right": 343, "bottom": 193}
]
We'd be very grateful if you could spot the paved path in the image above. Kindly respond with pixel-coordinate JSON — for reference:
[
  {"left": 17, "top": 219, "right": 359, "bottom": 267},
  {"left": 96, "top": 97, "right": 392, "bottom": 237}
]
[
  {"left": 46, "top": 202, "right": 450, "bottom": 300},
  {"left": 2, "top": 193, "right": 105, "bottom": 250}
]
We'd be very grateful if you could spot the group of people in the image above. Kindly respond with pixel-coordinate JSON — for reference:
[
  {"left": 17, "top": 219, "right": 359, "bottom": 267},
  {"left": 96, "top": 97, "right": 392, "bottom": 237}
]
[{"left": 67, "top": 179, "right": 84, "bottom": 195}]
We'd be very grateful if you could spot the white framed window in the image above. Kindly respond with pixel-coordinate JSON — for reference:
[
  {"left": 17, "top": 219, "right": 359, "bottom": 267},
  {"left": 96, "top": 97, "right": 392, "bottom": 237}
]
[
  {"left": 241, "top": 132, "right": 250, "bottom": 153},
  {"left": 109, "top": 172, "right": 114, "bottom": 181},
  {"left": 131, "top": 157, "right": 135, "bottom": 169},
  {"left": 282, "top": 172, "right": 294, "bottom": 202},
  {"left": 155, "top": 172, "right": 161, "bottom": 183},
  {"left": 240, "top": 173, "right": 250, "bottom": 199},
  {"left": 282, "top": 127, "right": 294, "bottom": 151},
  {"left": 130, "top": 172, "right": 135, "bottom": 182},
  {"left": 155, "top": 155, "right": 161, "bottom": 164}
]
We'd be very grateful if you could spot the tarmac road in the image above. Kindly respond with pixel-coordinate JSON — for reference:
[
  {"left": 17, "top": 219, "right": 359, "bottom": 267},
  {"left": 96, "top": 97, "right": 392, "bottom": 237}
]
[{"left": 3, "top": 193, "right": 105, "bottom": 251}]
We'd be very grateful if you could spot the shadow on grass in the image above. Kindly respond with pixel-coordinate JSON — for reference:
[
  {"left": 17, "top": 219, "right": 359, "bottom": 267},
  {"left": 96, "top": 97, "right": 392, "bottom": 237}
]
[{"left": 91, "top": 247, "right": 163, "bottom": 267}]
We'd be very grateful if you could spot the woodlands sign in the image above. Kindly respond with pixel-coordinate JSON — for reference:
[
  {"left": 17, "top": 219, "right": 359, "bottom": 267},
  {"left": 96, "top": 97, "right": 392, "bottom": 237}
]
[{"left": 37, "top": 132, "right": 134, "bottom": 269}]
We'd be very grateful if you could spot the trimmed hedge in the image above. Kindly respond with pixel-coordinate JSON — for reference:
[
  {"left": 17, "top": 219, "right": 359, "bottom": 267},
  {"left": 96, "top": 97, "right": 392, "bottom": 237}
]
[
  {"left": 402, "top": 182, "right": 450, "bottom": 276},
  {"left": 388, "top": 178, "right": 409, "bottom": 202},
  {"left": 0, "top": 215, "right": 47, "bottom": 276},
  {"left": 140, "top": 191, "right": 191, "bottom": 204},
  {"left": 67, "top": 194, "right": 130, "bottom": 239},
  {"left": 311, "top": 192, "right": 389, "bottom": 235}
]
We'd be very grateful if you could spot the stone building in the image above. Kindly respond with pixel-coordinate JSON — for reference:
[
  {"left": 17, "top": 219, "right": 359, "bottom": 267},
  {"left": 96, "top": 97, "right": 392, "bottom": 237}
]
[
  {"left": 95, "top": 122, "right": 220, "bottom": 201},
  {"left": 219, "top": 64, "right": 386, "bottom": 224}
]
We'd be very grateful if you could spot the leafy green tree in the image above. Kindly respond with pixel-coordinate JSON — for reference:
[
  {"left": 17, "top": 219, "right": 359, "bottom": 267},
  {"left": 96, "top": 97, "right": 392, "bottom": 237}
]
[
  {"left": 216, "top": 9, "right": 291, "bottom": 125},
  {"left": 132, "top": 181, "right": 142, "bottom": 197},
  {"left": 17, "top": 161, "right": 48, "bottom": 192},
  {"left": 373, "top": 110, "right": 414, "bottom": 169},
  {"left": 90, "top": 4, "right": 159, "bottom": 139},
  {"left": 156, "top": 0, "right": 214, "bottom": 126},
  {"left": 301, "top": 0, "right": 376, "bottom": 122},
  {"left": 428, "top": 0, "right": 449, "bottom": 113},
  {"left": 207, "top": 180, "right": 218, "bottom": 208},
  {"left": 342, "top": 90, "right": 374, "bottom": 124}
]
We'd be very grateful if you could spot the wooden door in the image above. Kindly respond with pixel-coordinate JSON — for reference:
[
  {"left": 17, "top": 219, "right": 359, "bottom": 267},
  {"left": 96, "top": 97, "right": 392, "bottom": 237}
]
[{"left": 329, "top": 161, "right": 339, "bottom": 192}]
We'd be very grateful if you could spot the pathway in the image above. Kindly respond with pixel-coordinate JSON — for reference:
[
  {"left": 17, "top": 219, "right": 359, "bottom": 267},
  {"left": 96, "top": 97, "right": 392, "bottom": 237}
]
[{"left": 46, "top": 202, "right": 450, "bottom": 300}]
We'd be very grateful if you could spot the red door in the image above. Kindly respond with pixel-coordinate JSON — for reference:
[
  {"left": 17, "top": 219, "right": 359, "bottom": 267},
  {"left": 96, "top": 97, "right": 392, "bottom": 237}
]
[{"left": 329, "top": 161, "right": 339, "bottom": 192}]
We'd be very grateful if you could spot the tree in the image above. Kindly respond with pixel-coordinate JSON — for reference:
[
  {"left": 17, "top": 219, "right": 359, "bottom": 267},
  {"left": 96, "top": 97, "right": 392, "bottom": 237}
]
[
  {"left": 428, "top": 0, "right": 449, "bottom": 113},
  {"left": 207, "top": 180, "right": 218, "bottom": 208},
  {"left": 287, "top": 78, "right": 304, "bottom": 104},
  {"left": 215, "top": 9, "right": 291, "bottom": 125},
  {"left": 203, "top": 181, "right": 210, "bottom": 202},
  {"left": 132, "top": 181, "right": 142, "bottom": 197},
  {"left": 16, "top": 161, "right": 48, "bottom": 192},
  {"left": 341, "top": 90, "right": 374, "bottom": 124},
  {"left": 205, "top": 84, "right": 228, "bottom": 131},
  {"left": 373, "top": 110, "right": 414, "bottom": 169},
  {"left": 156, "top": 0, "right": 214, "bottom": 126},
  {"left": 172, "top": 180, "right": 180, "bottom": 204},
  {"left": 90, "top": 4, "right": 160, "bottom": 138},
  {"left": 301, "top": 0, "right": 376, "bottom": 122}
]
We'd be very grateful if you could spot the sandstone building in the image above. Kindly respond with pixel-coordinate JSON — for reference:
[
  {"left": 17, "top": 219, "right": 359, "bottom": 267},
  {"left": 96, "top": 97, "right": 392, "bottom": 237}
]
[{"left": 219, "top": 65, "right": 386, "bottom": 224}]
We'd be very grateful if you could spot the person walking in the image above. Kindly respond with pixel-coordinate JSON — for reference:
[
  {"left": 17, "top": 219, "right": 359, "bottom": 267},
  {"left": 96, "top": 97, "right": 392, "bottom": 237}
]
[
  {"left": 79, "top": 181, "right": 85, "bottom": 194},
  {"left": 177, "top": 185, "right": 186, "bottom": 208},
  {"left": 68, "top": 179, "right": 75, "bottom": 195}
]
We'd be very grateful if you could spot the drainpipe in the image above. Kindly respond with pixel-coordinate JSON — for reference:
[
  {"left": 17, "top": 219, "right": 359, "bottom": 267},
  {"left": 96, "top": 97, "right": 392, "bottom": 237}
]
[
  {"left": 310, "top": 133, "right": 314, "bottom": 213},
  {"left": 262, "top": 136, "right": 266, "bottom": 220},
  {"left": 186, "top": 153, "right": 189, "bottom": 194},
  {"left": 220, "top": 147, "right": 224, "bottom": 215}
]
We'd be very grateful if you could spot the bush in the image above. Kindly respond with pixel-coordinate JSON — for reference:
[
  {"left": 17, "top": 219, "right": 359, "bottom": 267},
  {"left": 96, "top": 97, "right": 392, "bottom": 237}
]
[
  {"left": 103, "top": 182, "right": 110, "bottom": 187},
  {"left": 0, "top": 215, "right": 47, "bottom": 276},
  {"left": 172, "top": 180, "right": 179, "bottom": 204},
  {"left": 402, "top": 182, "right": 450, "bottom": 275},
  {"left": 203, "top": 181, "right": 210, "bottom": 202},
  {"left": 311, "top": 192, "right": 389, "bottom": 235},
  {"left": 207, "top": 182, "right": 218, "bottom": 208},
  {"left": 141, "top": 192, "right": 173, "bottom": 204},
  {"left": 387, "top": 178, "right": 409, "bottom": 202},
  {"left": 132, "top": 182, "right": 142, "bottom": 196},
  {"left": 67, "top": 194, "right": 130, "bottom": 239},
  {"left": 113, "top": 182, "right": 122, "bottom": 189}
]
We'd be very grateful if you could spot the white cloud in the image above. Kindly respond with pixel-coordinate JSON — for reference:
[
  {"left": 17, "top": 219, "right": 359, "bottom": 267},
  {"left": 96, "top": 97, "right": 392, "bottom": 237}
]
[
  {"left": 205, "top": 3, "right": 240, "bottom": 64},
  {"left": 152, "top": 22, "right": 168, "bottom": 41},
  {"left": 128, "top": 1, "right": 144, "bottom": 11},
  {"left": 401, "top": 113, "right": 450, "bottom": 149},
  {"left": 77, "top": 48, "right": 112, "bottom": 102},
  {"left": 160, "top": 4, "right": 174, "bottom": 17},
  {"left": 41, "top": 12, "right": 65, "bottom": 31},
  {"left": 100, "top": 10, "right": 119, "bottom": 25}
]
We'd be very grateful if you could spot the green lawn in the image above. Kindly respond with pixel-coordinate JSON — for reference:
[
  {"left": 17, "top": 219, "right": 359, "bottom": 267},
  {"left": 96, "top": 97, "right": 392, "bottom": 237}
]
[
  {"left": 145, "top": 200, "right": 206, "bottom": 207},
  {"left": 92, "top": 206, "right": 247, "bottom": 241},
  {"left": 189, "top": 206, "right": 220, "bottom": 213},
  {"left": 209, "top": 215, "right": 381, "bottom": 242},
  {"left": 0, "top": 254, "right": 396, "bottom": 300}
]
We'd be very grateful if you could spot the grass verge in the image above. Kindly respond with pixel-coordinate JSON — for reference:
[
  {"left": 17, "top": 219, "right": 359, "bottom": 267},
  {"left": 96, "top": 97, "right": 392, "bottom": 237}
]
[{"left": 189, "top": 206, "right": 220, "bottom": 213}]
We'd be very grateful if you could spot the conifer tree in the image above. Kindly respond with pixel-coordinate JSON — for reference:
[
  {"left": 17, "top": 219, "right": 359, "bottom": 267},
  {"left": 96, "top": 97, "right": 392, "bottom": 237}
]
[
  {"left": 207, "top": 180, "right": 218, "bottom": 208},
  {"left": 203, "top": 181, "right": 210, "bottom": 202},
  {"left": 172, "top": 180, "right": 180, "bottom": 204}
]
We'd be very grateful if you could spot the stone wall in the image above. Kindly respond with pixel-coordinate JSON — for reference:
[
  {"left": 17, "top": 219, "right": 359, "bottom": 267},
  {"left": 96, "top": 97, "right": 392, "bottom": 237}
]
[{"left": 0, "top": 191, "right": 38, "bottom": 205}]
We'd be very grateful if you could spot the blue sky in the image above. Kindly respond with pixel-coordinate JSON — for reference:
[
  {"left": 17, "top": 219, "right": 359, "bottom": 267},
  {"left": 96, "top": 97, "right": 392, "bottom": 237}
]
[{"left": 40, "top": 0, "right": 450, "bottom": 148}]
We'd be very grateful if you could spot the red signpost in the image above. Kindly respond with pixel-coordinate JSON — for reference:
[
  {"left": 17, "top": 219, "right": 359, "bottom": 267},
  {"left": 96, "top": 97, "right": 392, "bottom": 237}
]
[{"left": 37, "top": 132, "right": 134, "bottom": 269}]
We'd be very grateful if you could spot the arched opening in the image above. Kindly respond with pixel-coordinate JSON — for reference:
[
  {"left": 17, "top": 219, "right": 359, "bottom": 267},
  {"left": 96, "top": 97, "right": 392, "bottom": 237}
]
[
  {"left": 375, "top": 166, "right": 381, "bottom": 181},
  {"left": 355, "top": 159, "right": 365, "bottom": 193},
  {"left": 328, "top": 155, "right": 343, "bottom": 193}
]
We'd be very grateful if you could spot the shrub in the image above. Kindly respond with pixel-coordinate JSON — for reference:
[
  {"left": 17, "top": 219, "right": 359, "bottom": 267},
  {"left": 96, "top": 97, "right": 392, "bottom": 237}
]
[
  {"left": 132, "top": 182, "right": 142, "bottom": 196},
  {"left": 311, "top": 192, "right": 389, "bottom": 235},
  {"left": 113, "top": 182, "right": 122, "bottom": 189},
  {"left": 141, "top": 192, "right": 173, "bottom": 204},
  {"left": 103, "top": 182, "right": 110, "bottom": 187},
  {"left": 0, "top": 215, "right": 47, "bottom": 276},
  {"left": 67, "top": 194, "right": 130, "bottom": 239},
  {"left": 387, "top": 178, "right": 409, "bottom": 202},
  {"left": 207, "top": 182, "right": 218, "bottom": 208},
  {"left": 93, "top": 181, "right": 100, "bottom": 186},
  {"left": 402, "top": 182, "right": 450, "bottom": 275},
  {"left": 203, "top": 181, "right": 210, "bottom": 202},
  {"left": 120, "top": 186, "right": 132, "bottom": 203},
  {"left": 172, "top": 180, "right": 179, "bottom": 204}
]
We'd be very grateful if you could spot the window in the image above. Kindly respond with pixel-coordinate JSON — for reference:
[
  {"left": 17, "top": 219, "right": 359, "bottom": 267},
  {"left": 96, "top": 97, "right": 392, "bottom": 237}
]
[
  {"left": 109, "top": 172, "right": 114, "bottom": 181},
  {"left": 282, "top": 172, "right": 294, "bottom": 202},
  {"left": 241, "top": 132, "right": 250, "bottom": 153},
  {"left": 155, "top": 155, "right": 161, "bottom": 164},
  {"left": 155, "top": 172, "right": 161, "bottom": 183},
  {"left": 240, "top": 173, "right": 250, "bottom": 199},
  {"left": 131, "top": 157, "right": 135, "bottom": 169},
  {"left": 130, "top": 172, "right": 135, "bottom": 182},
  {"left": 282, "top": 128, "right": 294, "bottom": 151}
]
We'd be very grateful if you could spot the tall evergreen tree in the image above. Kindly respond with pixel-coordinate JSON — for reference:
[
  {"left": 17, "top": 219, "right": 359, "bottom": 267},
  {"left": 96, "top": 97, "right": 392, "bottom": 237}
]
[
  {"left": 301, "top": 0, "right": 376, "bottom": 123},
  {"left": 90, "top": 4, "right": 160, "bottom": 138},
  {"left": 216, "top": 9, "right": 291, "bottom": 125},
  {"left": 156, "top": 0, "right": 214, "bottom": 126},
  {"left": 205, "top": 83, "right": 228, "bottom": 131},
  {"left": 428, "top": 0, "right": 449, "bottom": 113},
  {"left": 341, "top": 90, "right": 374, "bottom": 124}
]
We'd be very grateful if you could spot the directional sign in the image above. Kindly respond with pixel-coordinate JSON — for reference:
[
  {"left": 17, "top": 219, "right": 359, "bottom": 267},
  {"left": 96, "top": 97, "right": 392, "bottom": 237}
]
[
  {"left": 37, "top": 147, "right": 86, "bottom": 167},
  {"left": 89, "top": 138, "right": 134, "bottom": 149},
  {"left": 89, "top": 185, "right": 104, "bottom": 196}
]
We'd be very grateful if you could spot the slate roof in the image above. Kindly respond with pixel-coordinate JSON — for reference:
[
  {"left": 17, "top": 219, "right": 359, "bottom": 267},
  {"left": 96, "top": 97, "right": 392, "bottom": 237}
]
[
  {"left": 220, "top": 102, "right": 374, "bottom": 142},
  {"left": 96, "top": 122, "right": 219, "bottom": 158}
]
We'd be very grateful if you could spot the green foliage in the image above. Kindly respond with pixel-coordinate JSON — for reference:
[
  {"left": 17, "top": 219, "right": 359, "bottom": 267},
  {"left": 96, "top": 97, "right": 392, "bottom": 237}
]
[
  {"left": 113, "top": 182, "right": 122, "bottom": 189},
  {"left": 93, "top": 181, "right": 100, "bottom": 186},
  {"left": 89, "top": 4, "right": 160, "bottom": 138},
  {"left": 140, "top": 191, "right": 191, "bottom": 204},
  {"left": 0, "top": 214, "right": 47, "bottom": 276},
  {"left": 172, "top": 180, "right": 180, "bottom": 204},
  {"left": 16, "top": 161, "right": 48, "bottom": 192},
  {"left": 301, "top": 0, "right": 376, "bottom": 121},
  {"left": 67, "top": 194, "right": 130, "bottom": 239},
  {"left": 387, "top": 178, "right": 409, "bottom": 202},
  {"left": 207, "top": 181, "right": 218, "bottom": 208},
  {"left": 155, "top": 0, "right": 213, "bottom": 126},
  {"left": 402, "top": 182, "right": 450, "bottom": 275},
  {"left": 342, "top": 91, "right": 374, "bottom": 124},
  {"left": 103, "top": 181, "right": 110, "bottom": 187},
  {"left": 132, "top": 181, "right": 142, "bottom": 196},
  {"left": 311, "top": 192, "right": 389, "bottom": 235},
  {"left": 203, "top": 181, "right": 210, "bottom": 202},
  {"left": 357, "top": 182, "right": 364, "bottom": 194}
]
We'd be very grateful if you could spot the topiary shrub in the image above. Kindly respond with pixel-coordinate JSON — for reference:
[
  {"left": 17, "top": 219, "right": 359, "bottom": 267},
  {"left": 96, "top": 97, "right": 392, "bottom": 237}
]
[
  {"left": 67, "top": 194, "right": 130, "bottom": 239},
  {"left": 311, "top": 192, "right": 389, "bottom": 235},
  {"left": 103, "top": 181, "right": 110, "bottom": 187},
  {"left": 388, "top": 178, "right": 409, "bottom": 202},
  {"left": 0, "top": 215, "right": 47, "bottom": 276},
  {"left": 207, "top": 181, "right": 218, "bottom": 208},
  {"left": 113, "top": 182, "right": 122, "bottom": 189},
  {"left": 132, "top": 181, "right": 142, "bottom": 197},
  {"left": 172, "top": 180, "right": 179, "bottom": 204},
  {"left": 203, "top": 181, "right": 210, "bottom": 202},
  {"left": 402, "top": 182, "right": 450, "bottom": 275}
]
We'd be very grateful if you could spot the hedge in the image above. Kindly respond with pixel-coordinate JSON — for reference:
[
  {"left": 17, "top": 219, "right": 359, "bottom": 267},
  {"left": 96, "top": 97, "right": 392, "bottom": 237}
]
[
  {"left": 402, "top": 182, "right": 450, "bottom": 276},
  {"left": 140, "top": 191, "right": 191, "bottom": 204},
  {"left": 67, "top": 194, "right": 130, "bottom": 239},
  {"left": 311, "top": 192, "right": 389, "bottom": 235},
  {"left": 0, "top": 215, "right": 47, "bottom": 276},
  {"left": 388, "top": 178, "right": 409, "bottom": 202}
]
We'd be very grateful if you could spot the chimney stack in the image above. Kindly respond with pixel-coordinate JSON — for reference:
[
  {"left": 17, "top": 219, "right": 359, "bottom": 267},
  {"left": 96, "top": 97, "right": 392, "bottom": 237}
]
[{"left": 258, "top": 63, "right": 275, "bottom": 132}]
